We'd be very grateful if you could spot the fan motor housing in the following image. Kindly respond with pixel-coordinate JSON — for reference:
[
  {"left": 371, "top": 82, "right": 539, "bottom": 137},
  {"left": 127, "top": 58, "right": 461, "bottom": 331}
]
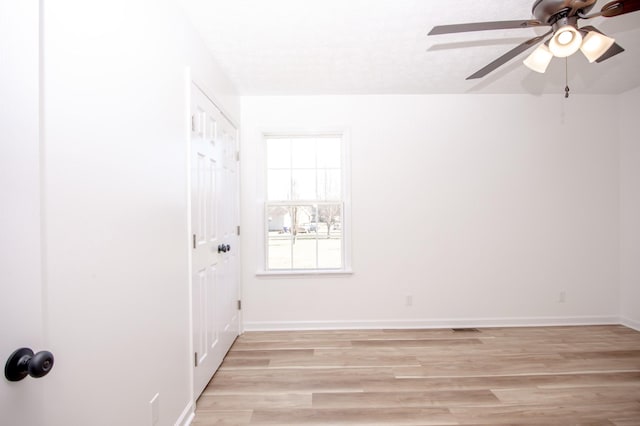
[{"left": 532, "top": 0, "right": 597, "bottom": 22}]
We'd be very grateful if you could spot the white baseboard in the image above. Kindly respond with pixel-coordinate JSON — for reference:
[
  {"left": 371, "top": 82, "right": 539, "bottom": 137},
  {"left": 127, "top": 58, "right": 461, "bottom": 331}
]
[
  {"left": 243, "top": 315, "right": 620, "bottom": 331},
  {"left": 175, "top": 401, "right": 194, "bottom": 426},
  {"left": 620, "top": 317, "right": 640, "bottom": 332}
]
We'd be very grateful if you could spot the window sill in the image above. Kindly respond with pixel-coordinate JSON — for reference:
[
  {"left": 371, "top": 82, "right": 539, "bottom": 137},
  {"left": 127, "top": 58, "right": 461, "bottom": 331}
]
[{"left": 256, "top": 269, "right": 353, "bottom": 278}]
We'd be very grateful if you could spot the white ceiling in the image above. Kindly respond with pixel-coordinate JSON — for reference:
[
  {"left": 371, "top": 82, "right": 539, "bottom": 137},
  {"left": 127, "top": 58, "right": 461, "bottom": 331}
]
[{"left": 183, "top": 0, "right": 640, "bottom": 95}]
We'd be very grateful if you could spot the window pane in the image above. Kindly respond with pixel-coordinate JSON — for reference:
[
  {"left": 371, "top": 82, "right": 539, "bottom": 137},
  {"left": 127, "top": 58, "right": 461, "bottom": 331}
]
[
  {"left": 267, "top": 205, "right": 292, "bottom": 233},
  {"left": 267, "top": 206, "right": 293, "bottom": 269},
  {"left": 291, "top": 205, "right": 316, "bottom": 234},
  {"left": 268, "top": 235, "right": 292, "bottom": 269},
  {"left": 291, "top": 138, "right": 316, "bottom": 169},
  {"left": 317, "top": 238, "right": 342, "bottom": 269},
  {"left": 290, "top": 205, "right": 317, "bottom": 269},
  {"left": 292, "top": 169, "right": 316, "bottom": 200},
  {"left": 267, "top": 169, "right": 291, "bottom": 201},
  {"left": 267, "top": 138, "right": 291, "bottom": 169},
  {"left": 318, "top": 169, "right": 341, "bottom": 200},
  {"left": 292, "top": 237, "right": 317, "bottom": 269},
  {"left": 317, "top": 138, "right": 341, "bottom": 168},
  {"left": 318, "top": 204, "right": 342, "bottom": 236},
  {"left": 317, "top": 203, "right": 342, "bottom": 269}
]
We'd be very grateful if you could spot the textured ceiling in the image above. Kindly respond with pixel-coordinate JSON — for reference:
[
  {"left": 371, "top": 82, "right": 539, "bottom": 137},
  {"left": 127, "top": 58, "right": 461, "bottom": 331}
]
[{"left": 183, "top": 0, "right": 640, "bottom": 95}]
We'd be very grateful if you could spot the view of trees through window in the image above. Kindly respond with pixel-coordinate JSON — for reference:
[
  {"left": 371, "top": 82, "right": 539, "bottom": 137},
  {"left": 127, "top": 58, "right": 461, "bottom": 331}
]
[{"left": 265, "top": 136, "right": 343, "bottom": 270}]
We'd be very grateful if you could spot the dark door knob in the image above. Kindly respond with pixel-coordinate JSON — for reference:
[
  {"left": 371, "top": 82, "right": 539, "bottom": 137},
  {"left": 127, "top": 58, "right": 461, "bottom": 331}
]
[
  {"left": 5, "top": 348, "right": 54, "bottom": 382},
  {"left": 226, "top": 244, "right": 231, "bottom": 252},
  {"left": 218, "top": 244, "right": 227, "bottom": 253}
]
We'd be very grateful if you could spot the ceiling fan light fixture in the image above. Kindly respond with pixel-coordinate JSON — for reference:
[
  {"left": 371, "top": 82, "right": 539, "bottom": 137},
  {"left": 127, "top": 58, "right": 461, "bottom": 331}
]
[
  {"left": 549, "top": 25, "right": 583, "bottom": 57},
  {"left": 523, "top": 43, "right": 553, "bottom": 73},
  {"left": 580, "top": 31, "right": 616, "bottom": 62}
]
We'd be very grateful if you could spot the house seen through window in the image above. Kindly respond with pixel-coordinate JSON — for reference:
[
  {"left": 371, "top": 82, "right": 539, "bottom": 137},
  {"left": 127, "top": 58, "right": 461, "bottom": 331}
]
[{"left": 265, "top": 135, "right": 346, "bottom": 271}]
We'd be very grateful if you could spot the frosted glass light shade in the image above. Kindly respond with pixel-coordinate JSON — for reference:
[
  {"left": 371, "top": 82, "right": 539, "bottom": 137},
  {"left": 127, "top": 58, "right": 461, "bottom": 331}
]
[
  {"left": 523, "top": 44, "right": 553, "bottom": 73},
  {"left": 549, "top": 26, "right": 583, "bottom": 57},
  {"left": 580, "top": 31, "right": 615, "bottom": 63}
]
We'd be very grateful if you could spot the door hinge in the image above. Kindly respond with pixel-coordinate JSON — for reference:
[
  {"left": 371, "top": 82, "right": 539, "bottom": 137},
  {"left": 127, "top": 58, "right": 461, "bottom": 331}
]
[
  {"left": 192, "top": 234, "right": 196, "bottom": 249},
  {"left": 236, "top": 151, "right": 240, "bottom": 162},
  {"left": 191, "top": 114, "right": 196, "bottom": 132},
  {"left": 194, "top": 352, "right": 198, "bottom": 367},
  {"left": 237, "top": 300, "right": 242, "bottom": 310},
  {"left": 237, "top": 226, "right": 240, "bottom": 236}
]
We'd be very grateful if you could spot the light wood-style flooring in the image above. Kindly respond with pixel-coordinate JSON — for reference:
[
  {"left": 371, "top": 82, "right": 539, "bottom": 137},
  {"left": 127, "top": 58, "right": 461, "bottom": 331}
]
[{"left": 193, "top": 325, "right": 640, "bottom": 425}]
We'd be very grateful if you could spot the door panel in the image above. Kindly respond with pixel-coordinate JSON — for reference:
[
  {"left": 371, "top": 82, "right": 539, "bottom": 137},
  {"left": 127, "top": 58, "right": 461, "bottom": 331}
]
[
  {"left": 217, "top": 123, "right": 240, "bottom": 351},
  {"left": 190, "top": 83, "right": 239, "bottom": 398},
  {"left": 0, "top": 1, "right": 46, "bottom": 424}
]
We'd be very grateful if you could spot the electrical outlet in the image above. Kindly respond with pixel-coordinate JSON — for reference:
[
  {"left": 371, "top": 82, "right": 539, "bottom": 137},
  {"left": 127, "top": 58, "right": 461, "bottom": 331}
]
[
  {"left": 558, "top": 291, "right": 566, "bottom": 303},
  {"left": 150, "top": 393, "right": 160, "bottom": 425},
  {"left": 405, "top": 295, "right": 413, "bottom": 307}
]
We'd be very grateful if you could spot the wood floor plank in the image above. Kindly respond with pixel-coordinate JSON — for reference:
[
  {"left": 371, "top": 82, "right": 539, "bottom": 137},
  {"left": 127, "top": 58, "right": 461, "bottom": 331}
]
[
  {"left": 225, "top": 349, "right": 315, "bottom": 359},
  {"left": 450, "top": 401, "right": 640, "bottom": 424},
  {"left": 362, "top": 371, "right": 640, "bottom": 392},
  {"left": 611, "top": 416, "right": 640, "bottom": 426},
  {"left": 197, "top": 393, "right": 311, "bottom": 410},
  {"left": 232, "top": 339, "right": 352, "bottom": 350},
  {"left": 193, "top": 325, "right": 640, "bottom": 425},
  {"left": 492, "top": 384, "right": 640, "bottom": 404},
  {"left": 219, "top": 358, "right": 270, "bottom": 369},
  {"left": 205, "top": 367, "right": 396, "bottom": 394},
  {"left": 191, "top": 410, "right": 252, "bottom": 425},
  {"left": 560, "top": 349, "right": 640, "bottom": 360},
  {"left": 351, "top": 338, "right": 483, "bottom": 347},
  {"left": 312, "top": 389, "right": 500, "bottom": 408},
  {"left": 249, "top": 407, "right": 456, "bottom": 425},
  {"left": 394, "top": 358, "right": 640, "bottom": 377},
  {"left": 266, "top": 353, "right": 421, "bottom": 368}
]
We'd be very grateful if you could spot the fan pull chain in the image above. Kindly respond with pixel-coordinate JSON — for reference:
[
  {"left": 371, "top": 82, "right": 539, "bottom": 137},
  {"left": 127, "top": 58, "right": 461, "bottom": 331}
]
[{"left": 564, "top": 57, "right": 570, "bottom": 99}]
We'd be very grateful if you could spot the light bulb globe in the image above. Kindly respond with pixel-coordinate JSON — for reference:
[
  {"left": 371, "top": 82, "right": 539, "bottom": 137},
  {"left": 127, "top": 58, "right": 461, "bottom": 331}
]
[{"left": 549, "top": 26, "right": 582, "bottom": 57}]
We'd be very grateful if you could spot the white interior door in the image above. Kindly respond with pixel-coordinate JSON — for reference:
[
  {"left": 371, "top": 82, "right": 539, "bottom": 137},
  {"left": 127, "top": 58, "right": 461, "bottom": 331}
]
[
  {"left": 217, "top": 108, "right": 241, "bottom": 356},
  {"left": 190, "top": 83, "right": 240, "bottom": 398},
  {"left": 0, "top": 1, "right": 46, "bottom": 424}
]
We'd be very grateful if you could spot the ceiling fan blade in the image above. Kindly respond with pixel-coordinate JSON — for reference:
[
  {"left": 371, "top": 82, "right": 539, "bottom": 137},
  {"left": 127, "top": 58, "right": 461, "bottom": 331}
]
[
  {"left": 429, "top": 20, "right": 544, "bottom": 36},
  {"left": 601, "top": 0, "right": 640, "bottom": 17},
  {"left": 466, "top": 30, "right": 552, "bottom": 80},
  {"left": 580, "top": 25, "right": 626, "bottom": 62},
  {"left": 595, "top": 42, "right": 626, "bottom": 62},
  {"left": 580, "top": 25, "right": 605, "bottom": 32}
]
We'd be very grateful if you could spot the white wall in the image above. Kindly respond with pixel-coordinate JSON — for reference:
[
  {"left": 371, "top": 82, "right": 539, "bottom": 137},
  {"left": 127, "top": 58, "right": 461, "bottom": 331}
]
[
  {"left": 42, "top": 1, "right": 238, "bottom": 425},
  {"left": 240, "top": 95, "right": 620, "bottom": 330},
  {"left": 620, "top": 86, "right": 640, "bottom": 330}
]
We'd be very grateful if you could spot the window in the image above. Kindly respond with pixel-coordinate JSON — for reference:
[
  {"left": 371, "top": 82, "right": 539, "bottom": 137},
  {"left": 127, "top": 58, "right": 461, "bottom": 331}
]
[{"left": 264, "top": 134, "right": 349, "bottom": 273}]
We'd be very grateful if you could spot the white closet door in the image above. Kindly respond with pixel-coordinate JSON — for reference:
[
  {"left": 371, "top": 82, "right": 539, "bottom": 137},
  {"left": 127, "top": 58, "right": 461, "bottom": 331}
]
[
  {"left": 0, "top": 1, "right": 45, "bottom": 423},
  {"left": 216, "top": 110, "right": 240, "bottom": 358},
  {"left": 190, "top": 83, "right": 239, "bottom": 398}
]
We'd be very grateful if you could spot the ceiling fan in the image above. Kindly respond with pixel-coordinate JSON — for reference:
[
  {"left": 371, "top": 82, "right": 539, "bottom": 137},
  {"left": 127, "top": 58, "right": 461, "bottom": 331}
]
[{"left": 428, "top": 0, "right": 640, "bottom": 80}]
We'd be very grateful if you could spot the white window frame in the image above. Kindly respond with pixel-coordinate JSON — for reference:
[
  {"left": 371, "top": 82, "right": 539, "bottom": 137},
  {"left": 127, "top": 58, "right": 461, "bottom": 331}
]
[{"left": 257, "top": 131, "right": 352, "bottom": 276}]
